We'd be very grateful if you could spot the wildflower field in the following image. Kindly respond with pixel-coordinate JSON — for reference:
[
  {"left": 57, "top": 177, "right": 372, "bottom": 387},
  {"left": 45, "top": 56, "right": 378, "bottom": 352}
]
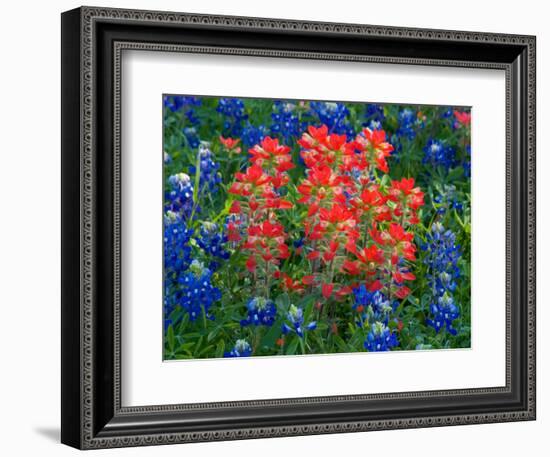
[{"left": 163, "top": 95, "right": 471, "bottom": 359}]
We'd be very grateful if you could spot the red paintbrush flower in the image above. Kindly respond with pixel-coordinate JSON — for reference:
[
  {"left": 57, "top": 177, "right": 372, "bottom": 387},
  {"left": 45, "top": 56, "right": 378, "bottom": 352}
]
[
  {"left": 229, "top": 200, "right": 241, "bottom": 214},
  {"left": 248, "top": 220, "right": 285, "bottom": 239},
  {"left": 297, "top": 124, "right": 329, "bottom": 149},
  {"left": 322, "top": 240, "right": 340, "bottom": 263},
  {"left": 393, "top": 269, "right": 416, "bottom": 283},
  {"left": 246, "top": 256, "right": 257, "bottom": 273},
  {"left": 356, "top": 244, "right": 385, "bottom": 266},
  {"left": 318, "top": 204, "right": 357, "bottom": 227},
  {"left": 395, "top": 286, "right": 411, "bottom": 299},
  {"left": 350, "top": 128, "right": 394, "bottom": 173},
  {"left": 270, "top": 172, "right": 290, "bottom": 189},
  {"left": 388, "top": 178, "right": 424, "bottom": 208},
  {"left": 454, "top": 110, "right": 471, "bottom": 127},
  {"left": 249, "top": 136, "right": 294, "bottom": 173},
  {"left": 342, "top": 244, "right": 384, "bottom": 277},
  {"left": 228, "top": 164, "right": 271, "bottom": 196},
  {"left": 387, "top": 223, "right": 417, "bottom": 261},
  {"left": 243, "top": 219, "right": 290, "bottom": 276},
  {"left": 390, "top": 177, "right": 416, "bottom": 195},
  {"left": 219, "top": 135, "right": 241, "bottom": 153},
  {"left": 366, "top": 279, "right": 383, "bottom": 292},
  {"left": 277, "top": 242, "right": 290, "bottom": 259},
  {"left": 297, "top": 165, "right": 348, "bottom": 213},
  {"left": 342, "top": 259, "right": 361, "bottom": 275},
  {"left": 388, "top": 223, "right": 413, "bottom": 243},
  {"left": 279, "top": 273, "right": 305, "bottom": 293},
  {"left": 322, "top": 283, "right": 334, "bottom": 299},
  {"left": 227, "top": 220, "right": 242, "bottom": 242},
  {"left": 326, "top": 133, "right": 347, "bottom": 151},
  {"left": 297, "top": 165, "right": 342, "bottom": 198},
  {"left": 298, "top": 125, "right": 347, "bottom": 153},
  {"left": 351, "top": 187, "right": 391, "bottom": 222},
  {"left": 335, "top": 285, "right": 353, "bottom": 300},
  {"left": 387, "top": 177, "right": 425, "bottom": 223},
  {"left": 310, "top": 204, "right": 359, "bottom": 243},
  {"left": 307, "top": 250, "right": 320, "bottom": 260},
  {"left": 298, "top": 125, "right": 348, "bottom": 168},
  {"left": 263, "top": 197, "right": 293, "bottom": 210}
]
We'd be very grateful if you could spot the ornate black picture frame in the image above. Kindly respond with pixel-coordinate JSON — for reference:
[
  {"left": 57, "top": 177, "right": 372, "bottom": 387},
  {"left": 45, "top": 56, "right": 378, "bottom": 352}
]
[{"left": 61, "top": 6, "right": 536, "bottom": 449}]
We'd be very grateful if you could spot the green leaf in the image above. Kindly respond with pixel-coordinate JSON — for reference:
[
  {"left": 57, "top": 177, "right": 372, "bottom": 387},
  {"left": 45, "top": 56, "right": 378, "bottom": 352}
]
[
  {"left": 175, "top": 342, "right": 194, "bottom": 356},
  {"left": 447, "top": 166, "right": 464, "bottom": 181},
  {"left": 297, "top": 294, "right": 316, "bottom": 309},
  {"left": 380, "top": 173, "right": 391, "bottom": 188},
  {"left": 316, "top": 322, "right": 329, "bottom": 331},
  {"left": 332, "top": 335, "right": 349, "bottom": 352},
  {"left": 260, "top": 319, "right": 283, "bottom": 349},
  {"left": 175, "top": 313, "right": 189, "bottom": 335},
  {"left": 197, "top": 344, "right": 215, "bottom": 357},
  {"left": 304, "top": 297, "right": 316, "bottom": 319},
  {"left": 169, "top": 306, "right": 184, "bottom": 325},
  {"left": 275, "top": 293, "right": 290, "bottom": 311},
  {"left": 167, "top": 325, "right": 175, "bottom": 352},
  {"left": 193, "top": 336, "right": 204, "bottom": 356},
  {"left": 286, "top": 338, "right": 300, "bottom": 355},
  {"left": 207, "top": 326, "right": 221, "bottom": 342},
  {"left": 216, "top": 340, "right": 225, "bottom": 358}
]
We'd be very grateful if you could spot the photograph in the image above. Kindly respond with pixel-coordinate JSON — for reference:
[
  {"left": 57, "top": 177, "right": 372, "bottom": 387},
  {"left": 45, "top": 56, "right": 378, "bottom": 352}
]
[{"left": 162, "top": 95, "right": 472, "bottom": 359}]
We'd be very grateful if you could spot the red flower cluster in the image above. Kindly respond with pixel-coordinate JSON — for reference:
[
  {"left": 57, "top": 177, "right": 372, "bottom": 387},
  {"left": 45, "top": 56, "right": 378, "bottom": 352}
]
[
  {"left": 227, "top": 126, "right": 424, "bottom": 304},
  {"left": 227, "top": 137, "right": 294, "bottom": 282},
  {"left": 298, "top": 125, "right": 348, "bottom": 168},
  {"left": 249, "top": 136, "right": 295, "bottom": 173},
  {"left": 453, "top": 110, "right": 471, "bottom": 127},
  {"left": 296, "top": 125, "right": 424, "bottom": 301},
  {"left": 243, "top": 220, "right": 290, "bottom": 273},
  {"left": 219, "top": 135, "right": 241, "bottom": 154},
  {"left": 345, "top": 128, "right": 394, "bottom": 173}
]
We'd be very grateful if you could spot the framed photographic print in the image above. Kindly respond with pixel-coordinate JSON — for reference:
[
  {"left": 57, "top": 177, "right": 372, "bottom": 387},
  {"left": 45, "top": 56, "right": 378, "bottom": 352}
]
[{"left": 61, "top": 6, "right": 536, "bottom": 449}]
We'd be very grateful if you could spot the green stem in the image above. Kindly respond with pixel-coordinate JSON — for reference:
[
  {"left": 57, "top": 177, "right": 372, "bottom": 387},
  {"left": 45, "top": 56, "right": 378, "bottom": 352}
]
[
  {"left": 299, "top": 336, "right": 306, "bottom": 355},
  {"left": 265, "top": 259, "right": 271, "bottom": 299},
  {"left": 201, "top": 305, "right": 207, "bottom": 331},
  {"left": 188, "top": 150, "right": 202, "bottom": 223}
]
